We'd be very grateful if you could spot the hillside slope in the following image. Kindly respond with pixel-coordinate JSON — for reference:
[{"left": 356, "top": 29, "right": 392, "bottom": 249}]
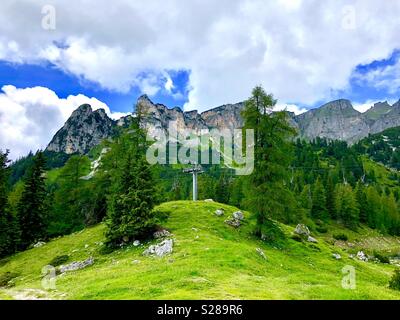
[{"left": 0, "top": 201, "right": 399, "bottom": 300}]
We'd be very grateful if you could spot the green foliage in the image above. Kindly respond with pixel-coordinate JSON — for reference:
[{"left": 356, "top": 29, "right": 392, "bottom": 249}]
[
  {"left": 0, "top": 271, "right": 18, "bottom": 288},
  {"left": 105, "top": 117, "right": 158, "bottom": 246},
  {"left": 373, "top": 251, "right": 390, "bottom": 264},
  {"left": 311, "top": 177, "right": 328, "bottom": 221},
  {"left": 17, "top": 151, "right": 48, "bottom": 250},
  {"left": 241, "top": 85, "right": 298, "bottom": 236},
  {"left": 48, "top": 254, "right": 69, "bottom": 267},
  {"left": 334, "top": 184, "right": 359, "bottom": 229},
  {"left": 333, "top": 233, "right": 348, "bottom": 241},
  {"left": 0, "top": 150, "right": 18, "bottom": 258},
  {"left": 389, "top": 269, "right": 400, "bottom": 291}
]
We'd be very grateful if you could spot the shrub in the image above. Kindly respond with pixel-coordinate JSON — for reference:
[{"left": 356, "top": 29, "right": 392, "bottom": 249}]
[
  {"left": 373, "top": 251, "right": 390, "bottom": 264},
  {"left": 316, "top": 226, "right": 328, "bottom": 233},
  {"left": 333, "top": 233, "right": 348, "bottom": 241},
  {"left": 48, "top": 255, "right": 69, "bottom": 267},
  {"left": 291, "top": 234, "right": 303, "bottom": 242},
  {"left": 0, "top": 272, "right": 18, "bottom": 288},
  {"left": 389, "top": 269, "right": 400, "bottom": 291}
]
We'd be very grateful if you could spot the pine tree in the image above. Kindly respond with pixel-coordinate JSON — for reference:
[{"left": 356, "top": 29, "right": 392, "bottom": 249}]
[
  {"left": 299, "top": 184, "right": 312, "bottom": 216},
  {"left": 355, "top": 182, "right": 368, "bottom": 223},
  {"left": 241, "top": 86, "right": 297, "bottom": 237},
  {"left": 215, "top": 173, "right": 230, "bottom": 204},
  {"left": 311, "top": 177, "right": 328, "bottom": 221},
  {"left": 335, "top": 184, "right": 359, "bottom": 229},
  {"left": 17, "top": 151, "right": 48, "bottom": 250},
  {"left": 0, "top": 150, "right": 18, "bottom": 257},
  {"left": 325, "top": 173, "right": 336, "bottom": 218},
  {"left": 105, "top": 117, "right": 158, "bottom": 246}
]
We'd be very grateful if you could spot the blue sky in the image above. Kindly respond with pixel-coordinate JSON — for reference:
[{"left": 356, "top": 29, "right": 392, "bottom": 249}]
[{"left": 0, "top": 61, "right": 191, "bottom": 114}]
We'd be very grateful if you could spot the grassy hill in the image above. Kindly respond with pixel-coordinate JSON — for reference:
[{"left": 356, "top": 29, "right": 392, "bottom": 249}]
[{"left": 0, "top": 201, "right": 399, "bottom": 300}]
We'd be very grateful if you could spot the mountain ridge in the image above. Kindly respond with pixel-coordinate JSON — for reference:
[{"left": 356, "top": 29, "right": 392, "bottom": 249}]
[{"left": 46, "top": 95, "right": 400, "bottom": 155}]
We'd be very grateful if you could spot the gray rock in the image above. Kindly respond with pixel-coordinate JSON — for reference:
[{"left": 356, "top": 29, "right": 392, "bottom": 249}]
[
  {"left": 143, "top": 239, "right": 173, "bottom": 257},
  {"left": 153, "top": 229, "right": 171, "bottom": 239},
  {"left": 33, "top": 241, "right": 46, "bottom": 248},
  {"left": 332, "top": 253, "right": 342, "bottom": 260},
  {"left": 59, "top": 257, "right": 94, "bottom": 273},
  {"left": 357, "top": 251, "right": 368, "bottom": 262},
  {"left": 232, "top": 211, "right": 244, "bottom": 221},
  {"left": 307, "top": 236, "right": 318, "bottom": 243},
  {"left": 225, "top": 218, "right": 241, "bottom": 228},
  {"left": 133, "top": 240, "right": 140, "bottom": 247},
  {"left": 294, "top": 224, "right": 310, "bottom": 237},
  {"left": 256, "top": 248, "right": 267, "bottom": 260},
  {"left": 215, "top": 209, "right": 225, "bottom": 216},
  {"left": 204, "top": 199, "right": 214, "bottom": 202}
]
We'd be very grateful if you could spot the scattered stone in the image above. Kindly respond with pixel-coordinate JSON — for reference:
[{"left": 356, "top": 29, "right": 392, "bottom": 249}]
[
  {"left": 84, "top": 244, "right": 89, "bottom": 248},
  {"left": 191, "top": 227, "right": 199, "bottom": 232},
  {"left": 133, "top": 240, "right": 140, "bottom": 247},
  {"left": 215, "top": 209, "right": 225, "bottom": 216},
  {"left": 256, "top": 248, "right": 267, "bottom": 260},
  {"left": 132, "top": 260, "right": 140, "bottom": 264},
  {"left": 225, "top": 218, "right": 241, "bottom": 228},
  {"left": 232, "top": 211, "right": 244, "bottom": 221},
  {"left": 349, "top": 254, "right": 355, "bottom": 259},
  {"left": 294, "top": 224, "right": 310, "bottom": 237},
  {"left": 33, "top": 241, "right": 46, "bottom": 248},
  {"left": 357, "top": 251, "right": 368, "bottom": 262},
  {"left": 332, "top": 253, "right": 342, "bottom": 260},
  {"left": 307, "top": 236, "right": 318, "bottom": 243},
  {"left": 59, "top": 257, "right": 94, "bottom": 273},
  {"left": 153, "top": 229, "right": 172, "bottom": 239},
  {"left": 204, "top": 199, "right": 214, "bottom": 202},
  {"left": 143, "top": 239, "right": 173, "bottom": 257},
  {"left": 195, "top": 235, "right": 199, "bottom": 239}
]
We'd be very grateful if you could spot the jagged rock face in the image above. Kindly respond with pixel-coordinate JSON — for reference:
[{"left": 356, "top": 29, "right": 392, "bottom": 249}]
[
  {"left": 46, "top": 104, "right": 115, "bottom": 154},
  {"left": 46, "top": 96, "right": 400, "bottom": 155},
  {"left": 294, "top": 99, "right": 370, "bottom": 143},
  {"left": 369, "top": 100, "right": 400, "bottom": 135}
]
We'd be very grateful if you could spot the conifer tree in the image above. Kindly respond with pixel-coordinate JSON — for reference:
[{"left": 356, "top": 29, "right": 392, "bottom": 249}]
[
  {"left": 0, "top": 150, "right": 18, "bottom": 257},
  {"left": 241, "top": 86, "right": 297, "bottom": 237},
  {"left": 311, "top": 177, "right": 328, "bottom": 221},
  {"left": 335, "top": 184, "right": 359, "bottom": 229},
  {"left": 105, "top": 116, "right": 158, "bottom": 246},
  {"left": 17, "top": 151, "right": 47, "bottom": 250},
  {"left": 355, "top": 182, "right": 368, "bottom": 223},
  {"left": 325, "top": 173, "right": 336, "bottom": 218},
  {"left": 215, "top": 173, "right": 230, "bottom": 204}
]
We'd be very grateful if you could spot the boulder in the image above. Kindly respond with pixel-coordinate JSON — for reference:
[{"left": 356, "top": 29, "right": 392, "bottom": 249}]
[
  {"left": 133, "top": 240, "right": 140, "bottom": 247},
  {"left": 225, "top": 218, "right": 241, "bottom": 228},
  {"left": 357, "top": 251, "right": 368, "bottom": 262},
  {"left": 232, "top": 211, "right": 244, "bottom": 221},
  {"left": 33, "top": 241, "right": 46, "bottom": 248},
  {"left": 215, "top": 209, "right": 225, "bottom": 216},
  {"left": 204, "top": 199, "right": 214, "bottom": 202},
  {"left": 307, "top": 236, "right": 318, "bottom": 243},
  {"left": 59, "top": 257, "right": 94, "bottom": 273},
  {"left": 294, "top": 224, "right": 310, "bottom": 237},
  {"left": 332, "top": 253, "right": 342, "bottom": 260},
  {"left": 153, "top": 229, "right": 171, "bottom": 239},
  {"left": 143, "top": 239, "right": 173, "bottom": 257},
  {"left": 256, "top": 248, "right": 267, "bottom": 260}
]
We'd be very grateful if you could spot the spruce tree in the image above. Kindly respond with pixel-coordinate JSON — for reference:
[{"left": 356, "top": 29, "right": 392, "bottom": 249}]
[
  {"left": 105, "top": 117, "right": 158, "bottom": 246},
  {"left": 241, "top": 86, "right": 297, "bottom": 237},
  {"left": 0, "top": 150, "right": 18, "bottom": 257},
  {"left": 325, "top": 173, "right": 336, "bottom": 219},
  {"left": 335, "top": 184, "right": 359, "bottom": 229},
  {"left": 355, "top": 182, "right": 368, "bottom": 223},
  {"left": 215, "top": 173, "right": 230, "bottom": 204},
  {"left": 311, "top": 177, "right": 328, "bottom": 221},
  {"left": 17, "top": 151, "right": 48, "bottom": 249}
]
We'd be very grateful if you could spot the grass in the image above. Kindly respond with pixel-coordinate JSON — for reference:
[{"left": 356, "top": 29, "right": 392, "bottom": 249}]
[{"left": 0, "top": 201, "right": 399, "bottom": 300}]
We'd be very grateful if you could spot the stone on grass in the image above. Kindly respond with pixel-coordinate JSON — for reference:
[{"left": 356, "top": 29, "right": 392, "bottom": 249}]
[
  {"left": 357, "top": 251, "right": 368, "bottom": 262},
  {"left": 204, "top": 199, "right": 214, "bottom": 202},
  {"left": 133, "top": 240, "right": 140, "bottom": 247},
  {"left": 33, "top": 241, "right": 46, "bottom": 248},
  {"left": 232, "top": 211, "right": 244, "bottom": 221},
  {"left": 307, "top": 236, "right": 318, "bottom": 243},
  {"left": 215, "top": 209, "right": 225, "bottom": 216},
  {"left": 153, "top": 229, "right": 171, "bottom": 239},
  {"left": 59, "top": 257, "right": 94, "bottom": 273},
  {"left": 294, "top": 224, "right": 310, "bottom": 237},
  {"left": 332, "top": 253, "right": 342, "bottom": 260},
  {"left": 256, "top": 248, "right": 267, "bottom": 260},
  {"left": 143, "top": 239, "right": 173, "bottom": 257},
  {"left": 225, "top": 218, "right": 241, "bottom": 228}
]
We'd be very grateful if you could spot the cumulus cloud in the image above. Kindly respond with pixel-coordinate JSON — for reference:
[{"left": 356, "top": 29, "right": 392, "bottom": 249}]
[
  {"left": 275, "top": 103, "right": 307, "bottom": 115},
  {"left": 0, "top": 0, "right": 399, "bottom": 112},
  {"left": 0, "top": 85, "right": 125, "bottom": 160}
]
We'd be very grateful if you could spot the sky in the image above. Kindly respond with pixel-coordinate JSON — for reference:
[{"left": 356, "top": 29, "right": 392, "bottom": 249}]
[{"left": 0, "top": 0, "right": 400, "bottom": 159}]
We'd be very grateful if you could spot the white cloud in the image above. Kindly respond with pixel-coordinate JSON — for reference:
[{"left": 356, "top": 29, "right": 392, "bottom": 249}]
[
  {"left": 0, "top": 0, "right": 399, "bottom": 113},
  {"left": 275, "top": 103, "right": 307, "bottom": 115},
  {"left": 0, "top": 85, "right": 126, "bottom": 160}
]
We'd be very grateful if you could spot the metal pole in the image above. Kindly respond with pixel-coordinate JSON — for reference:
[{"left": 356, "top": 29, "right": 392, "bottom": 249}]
[{"left": 193, "top": 171, "right": 198, "bottom": 201}]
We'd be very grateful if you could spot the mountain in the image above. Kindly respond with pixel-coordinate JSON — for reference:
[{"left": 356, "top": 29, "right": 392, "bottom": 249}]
[
  {"left": 46, "top": 104, "right": 116, "bottom": 154},
  {"left": 46, "top": 96, "right": 400, "bottom": 154}
]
